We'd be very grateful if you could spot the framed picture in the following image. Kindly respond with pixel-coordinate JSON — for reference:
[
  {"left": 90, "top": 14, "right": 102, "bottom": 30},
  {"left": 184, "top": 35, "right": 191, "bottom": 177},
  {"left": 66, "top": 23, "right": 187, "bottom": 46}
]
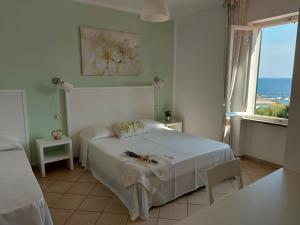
[{"left": 80, "top": 26, "right": 141, "bottom": 76}]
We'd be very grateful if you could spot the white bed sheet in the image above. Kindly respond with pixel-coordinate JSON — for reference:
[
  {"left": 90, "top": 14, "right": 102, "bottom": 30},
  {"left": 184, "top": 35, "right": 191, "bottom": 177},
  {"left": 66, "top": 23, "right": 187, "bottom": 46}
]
[
  {"left": 0, "top": 149, "right": 53, "bottom": 225},
  {"left": 86, "top": 129, "right": 234, "bottom": 220}
]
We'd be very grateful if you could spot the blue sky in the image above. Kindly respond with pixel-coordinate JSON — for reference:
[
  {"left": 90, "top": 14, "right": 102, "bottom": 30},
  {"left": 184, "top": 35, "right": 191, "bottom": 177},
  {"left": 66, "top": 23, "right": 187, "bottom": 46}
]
[{"left": 259, "top": 22, "right": 298, "bottom": 78}]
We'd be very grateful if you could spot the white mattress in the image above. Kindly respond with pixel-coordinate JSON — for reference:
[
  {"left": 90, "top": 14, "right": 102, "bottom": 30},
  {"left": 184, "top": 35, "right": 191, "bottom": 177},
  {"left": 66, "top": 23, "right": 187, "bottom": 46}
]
[
  {"left": 86, "top": 129, "right": 234, "bottom": 220},
  {"left": 0, "top": 149, "right": 53, "bottom": 225}
]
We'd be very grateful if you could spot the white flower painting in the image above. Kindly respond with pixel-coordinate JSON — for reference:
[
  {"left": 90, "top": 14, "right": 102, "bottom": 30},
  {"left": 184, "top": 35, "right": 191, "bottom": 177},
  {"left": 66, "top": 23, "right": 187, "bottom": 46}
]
[{"left": 80, "top": 27, "right": 141, "bottom": 76}]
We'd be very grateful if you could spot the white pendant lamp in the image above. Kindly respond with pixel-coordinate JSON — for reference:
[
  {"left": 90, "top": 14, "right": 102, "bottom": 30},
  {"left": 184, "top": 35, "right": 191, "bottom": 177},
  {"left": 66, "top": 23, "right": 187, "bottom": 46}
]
[{"left": 141, "top": 0, "right": 170, "bottom": 22}]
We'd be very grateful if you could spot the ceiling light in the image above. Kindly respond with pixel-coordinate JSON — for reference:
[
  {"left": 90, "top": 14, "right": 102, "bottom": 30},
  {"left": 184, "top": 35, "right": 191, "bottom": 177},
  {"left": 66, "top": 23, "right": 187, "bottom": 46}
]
[{"left": 141, "top": 0, "right": 170, "bottom": 23}]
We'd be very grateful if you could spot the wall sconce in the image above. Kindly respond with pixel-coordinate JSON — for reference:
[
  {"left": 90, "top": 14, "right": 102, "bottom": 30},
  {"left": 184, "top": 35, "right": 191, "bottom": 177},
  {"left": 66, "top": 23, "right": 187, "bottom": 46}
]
[
  {"left": 52, "top": 77, "right": 74, "bottom": 92},
  {"left": 153, "top": 76, "right": 165, "bottom": 89}
]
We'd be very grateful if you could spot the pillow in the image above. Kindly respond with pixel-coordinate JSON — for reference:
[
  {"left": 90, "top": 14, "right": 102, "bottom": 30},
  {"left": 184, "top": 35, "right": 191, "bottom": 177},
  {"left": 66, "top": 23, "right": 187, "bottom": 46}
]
[
  {"left": 0, "top": 135, "right": 23, "bottom": 151},
  {"left": 79, "top": 124, "right": 115, "bottom": 141},
  {"left": 112, "top": 120, "right": 149, "bottom": 139},
  {"left": 139, "top": 119, "right": 165, "bottom": 130}
]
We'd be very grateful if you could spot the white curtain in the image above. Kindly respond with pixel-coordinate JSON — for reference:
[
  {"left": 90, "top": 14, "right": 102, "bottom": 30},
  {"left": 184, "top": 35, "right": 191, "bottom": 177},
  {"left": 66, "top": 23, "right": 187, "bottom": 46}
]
[{"left": 222, "top": 0, "right": 247, "bottom": 145}]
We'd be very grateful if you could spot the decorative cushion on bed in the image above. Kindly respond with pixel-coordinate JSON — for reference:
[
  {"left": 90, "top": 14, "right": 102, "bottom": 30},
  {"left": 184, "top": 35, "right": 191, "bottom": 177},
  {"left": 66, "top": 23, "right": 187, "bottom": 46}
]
[
  {"left": 0, "top": 135, "right": 23, "bottom": 151},
  {"left": 112, "top": 120, "right": 149, "bottom": 138}
]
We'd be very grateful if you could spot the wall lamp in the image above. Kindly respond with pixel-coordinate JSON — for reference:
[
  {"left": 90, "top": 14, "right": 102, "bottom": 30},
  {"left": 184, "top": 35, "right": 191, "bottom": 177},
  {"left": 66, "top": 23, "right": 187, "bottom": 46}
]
[
  {"left": 52, "top": 77, "right": 74, "bottom": 93},
  {"left": 153, "top": 76, "right": 165, "bottom": 89}
]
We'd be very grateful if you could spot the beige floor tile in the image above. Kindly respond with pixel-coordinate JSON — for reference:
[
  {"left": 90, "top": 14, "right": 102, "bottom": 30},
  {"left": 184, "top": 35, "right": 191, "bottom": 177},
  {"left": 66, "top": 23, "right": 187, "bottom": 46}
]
[
  {"left": 263, "top": 165, "right": 277, "bottom": 171},
  {"left": 37, "top": 158, "right": 276, "bottom": 224},
  {"left": 50, "top": 208, "right": 73, "bottom": 225},
  {"left": 127, "top": 218, "right": 157, "bottom": 225},
  {"left": 67, "top": 182, "right": 95, "bottom": 195},
  {"left": 56, "top": 171, "right": 85, "bottom": 182},
  {"left": 149, "top": 207, "right": 159, "bottom": 218},
  {"left": 211, "top": 182, "right": 234, "bottom": 194},
  {"left": 187, "top": 204, "right": 207, "bottom": 216},
  {"left": 188, "top": 190, "right": 226, "bottom": 205},
  {"left": 65, "top": 211, "right": 100, "bottom": 225},
  {"left": 44, "top": 192, "right": 62, "bottom": 207},
  {"left": 104, "top": 198, "right": 129, "bottom": 215},
  {"left": 241, "top": 160, "right": 261, "bottom": 169},
  {"left": 157, "top": 219, "right": 179, "bottom": 225},
  {"left": 38, "top": 180, "right": 54, "bottom": 191},
  {"left": 173, "top": 196, "right": 187, "bottom": 204},
  {"left": 187, "top": 190, "right": 208, "bottom": 205},
  {"left": 79, "top": 172, "right": 99, "bottom": 183},
  {"left": 159, "top": 202, "right": 187, "bottom": 220},
  {"left": 246, "top": 166, "right": 274, "bottom": 177},
  {"left": 53, "top": 194, "right": 86, "bottom": 210},
  {"left": 96, "top": 213, "right": 128, "bottom": 225},
  {"left": 47, "top": 181, "right": 74, "bottom": 193},
  {"left": 73, "top": 162, "right": 85, "bottom": 171},
  {"left": 78, "top": 196, "right": 110, "bottom": 212},
  {"left": 44, "top": 170, "right": 68, "bottom": 181},
  {"left": 89, "top": 183, "right": 114, "bottom": 197}
]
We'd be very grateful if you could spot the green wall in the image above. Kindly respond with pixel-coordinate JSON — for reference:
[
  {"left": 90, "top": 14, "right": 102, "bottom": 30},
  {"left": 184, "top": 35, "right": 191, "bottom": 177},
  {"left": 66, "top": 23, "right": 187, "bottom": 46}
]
[{"left": 0, "top": 0, "right": 174, "bottom": 162}]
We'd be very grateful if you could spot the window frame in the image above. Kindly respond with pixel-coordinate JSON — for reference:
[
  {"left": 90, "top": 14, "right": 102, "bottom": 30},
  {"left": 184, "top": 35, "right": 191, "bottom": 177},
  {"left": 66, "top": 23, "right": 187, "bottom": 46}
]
[{"left": 244, "top": 13, "right": 299, "bottom": 126}]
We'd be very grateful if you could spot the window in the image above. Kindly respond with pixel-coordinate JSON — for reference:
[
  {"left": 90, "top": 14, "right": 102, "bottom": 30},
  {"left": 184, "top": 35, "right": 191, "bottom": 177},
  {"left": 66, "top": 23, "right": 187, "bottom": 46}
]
[
  {"left": 226, "top": 15, "right": 299, "bottom": 126},
  {"left": 255, "top": 22, "right": 298, "bottom": 119}
]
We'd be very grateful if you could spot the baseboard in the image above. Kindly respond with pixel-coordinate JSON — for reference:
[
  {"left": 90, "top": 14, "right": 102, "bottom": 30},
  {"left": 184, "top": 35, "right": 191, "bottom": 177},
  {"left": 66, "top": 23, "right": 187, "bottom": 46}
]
[{"left": 240, "top": 155, "right": 282, "bottom": 169}]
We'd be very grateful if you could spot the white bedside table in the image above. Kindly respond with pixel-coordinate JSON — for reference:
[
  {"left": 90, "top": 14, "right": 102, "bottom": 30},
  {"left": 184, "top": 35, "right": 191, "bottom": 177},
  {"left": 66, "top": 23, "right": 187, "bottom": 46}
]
[
  {"left": 36, "top": 136, "right": 73, "bottom": 177},
  {"left": 160, "top": 120, "right": 183, "bottom": 132}
]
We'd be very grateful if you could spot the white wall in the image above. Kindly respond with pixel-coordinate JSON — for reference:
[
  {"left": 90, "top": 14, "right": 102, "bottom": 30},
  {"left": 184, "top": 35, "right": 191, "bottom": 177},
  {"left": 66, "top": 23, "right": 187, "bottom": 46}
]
[
  {"left": 173, "top": 6, "right": 226, "bottom": 140},
  {"left": 285, "top": 17, "right": 300, "bottom": 172},
  {"left": 239, "top": 120, "right": 287, "bottom": 165}
]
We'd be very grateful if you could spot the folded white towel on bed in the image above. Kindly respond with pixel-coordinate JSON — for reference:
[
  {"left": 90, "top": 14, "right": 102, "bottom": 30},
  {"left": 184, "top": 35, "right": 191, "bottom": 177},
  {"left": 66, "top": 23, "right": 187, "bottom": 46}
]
[{"left": 118, "top": 153, "right": 173, "bottom": 193}]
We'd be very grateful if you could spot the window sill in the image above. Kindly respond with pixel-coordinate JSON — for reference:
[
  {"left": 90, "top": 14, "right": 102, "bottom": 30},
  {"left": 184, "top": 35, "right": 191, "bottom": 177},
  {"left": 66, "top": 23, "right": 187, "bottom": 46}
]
[{"left": 242, "top": 115, "right": 288, "bottom": 127}]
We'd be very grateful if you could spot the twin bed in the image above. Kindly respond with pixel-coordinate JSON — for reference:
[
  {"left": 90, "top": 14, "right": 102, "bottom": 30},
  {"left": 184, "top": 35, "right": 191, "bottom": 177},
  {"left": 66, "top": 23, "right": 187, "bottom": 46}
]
[{"left": 0, "top": 90, "right": 52, "bottom": 225}]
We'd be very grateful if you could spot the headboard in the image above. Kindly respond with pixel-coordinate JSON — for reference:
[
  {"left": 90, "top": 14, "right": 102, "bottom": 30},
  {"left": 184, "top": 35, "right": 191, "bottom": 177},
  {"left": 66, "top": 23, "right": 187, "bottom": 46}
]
[
  {"left": 66, "top": 86, "right": 154, "bottom": 156},
  {"left": 0, "top": 90, "right": 30, "bottom": 159}
]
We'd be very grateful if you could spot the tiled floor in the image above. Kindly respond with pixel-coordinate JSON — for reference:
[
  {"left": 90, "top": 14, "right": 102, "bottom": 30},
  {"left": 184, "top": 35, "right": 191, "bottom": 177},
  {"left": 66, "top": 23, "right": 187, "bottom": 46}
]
[{"left": 34, "top": 159, "right": 277, "bottom": 225}]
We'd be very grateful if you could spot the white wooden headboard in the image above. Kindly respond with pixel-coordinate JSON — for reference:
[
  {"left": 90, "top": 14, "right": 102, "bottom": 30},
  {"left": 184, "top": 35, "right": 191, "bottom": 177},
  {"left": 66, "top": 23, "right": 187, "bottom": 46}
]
[
  {"left": 0, "top": 90, "right": 30, "bottom": 159},
  {"left": 66, "top": 86, "right": 154, "bottom": 156}
]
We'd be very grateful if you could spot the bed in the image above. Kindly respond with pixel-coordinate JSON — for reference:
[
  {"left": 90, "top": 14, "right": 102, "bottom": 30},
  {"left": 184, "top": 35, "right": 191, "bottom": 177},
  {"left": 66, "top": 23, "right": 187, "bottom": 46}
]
[
  {"left": 65, "top": 87, "right": 234, "bottom": 220},
  {"left": 0, "top": 90, "right": 53, "bottom": 225}
]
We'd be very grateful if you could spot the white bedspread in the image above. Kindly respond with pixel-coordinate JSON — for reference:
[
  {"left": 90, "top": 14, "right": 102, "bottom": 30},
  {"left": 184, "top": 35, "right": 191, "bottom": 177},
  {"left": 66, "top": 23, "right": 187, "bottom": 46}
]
[
  {"left": 85, "top": 128, "right": 234, "bottom": 220},
  {"left": 0, "top": 149, "right": 53, "bottom": 225}
]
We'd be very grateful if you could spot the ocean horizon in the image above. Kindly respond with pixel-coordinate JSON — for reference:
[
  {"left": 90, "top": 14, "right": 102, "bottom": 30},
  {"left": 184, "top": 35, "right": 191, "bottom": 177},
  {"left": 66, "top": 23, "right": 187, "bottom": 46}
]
[{"left": 256, "top": 77, "right": 292, "bottom": 105}]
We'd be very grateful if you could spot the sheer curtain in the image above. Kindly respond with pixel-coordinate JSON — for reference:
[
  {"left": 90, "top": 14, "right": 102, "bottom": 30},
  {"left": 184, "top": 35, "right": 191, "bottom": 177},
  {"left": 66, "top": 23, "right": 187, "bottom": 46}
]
[{"left": 222, "top": 0, "right": 248, "bottom": 151}]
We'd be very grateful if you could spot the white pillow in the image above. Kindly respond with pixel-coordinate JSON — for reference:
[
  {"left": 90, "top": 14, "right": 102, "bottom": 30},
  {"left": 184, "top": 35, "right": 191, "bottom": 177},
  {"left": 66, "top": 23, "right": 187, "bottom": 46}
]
[
  {"left": 112, "top": 120, "right": 149, "bottom": 139},
  {"left": 0, "top": 135, "right": 23, "bottom": 151},
  {"left": 79, "top": 124, "right": 115, "bottom": 141},
  {"left": 139, "top": 119, "right": 165, "bottom": 130}
]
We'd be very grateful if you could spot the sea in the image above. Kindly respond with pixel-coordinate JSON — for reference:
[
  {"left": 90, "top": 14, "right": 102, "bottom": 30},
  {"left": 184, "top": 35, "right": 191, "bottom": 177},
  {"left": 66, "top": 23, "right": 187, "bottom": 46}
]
[{"left": 256, "top": 77, "right": 292, "bottom": 105}]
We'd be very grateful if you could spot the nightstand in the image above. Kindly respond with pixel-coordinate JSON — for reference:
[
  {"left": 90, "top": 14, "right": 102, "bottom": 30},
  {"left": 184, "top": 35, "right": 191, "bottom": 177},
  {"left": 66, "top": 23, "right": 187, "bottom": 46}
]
[
  {"left": 161, "top": 120, "right": 183, "bottom": 132},
  {"left": 36, "top": 136, "right": 73, "bottom": 177}
]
